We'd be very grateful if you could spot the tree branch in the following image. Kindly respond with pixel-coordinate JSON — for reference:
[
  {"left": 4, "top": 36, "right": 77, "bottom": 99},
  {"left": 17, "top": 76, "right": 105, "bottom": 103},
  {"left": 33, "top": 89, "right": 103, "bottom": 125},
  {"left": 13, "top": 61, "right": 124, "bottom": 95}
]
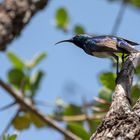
[
  {"left": 91, "top": 52, "right": 140, "bottom": 140},
  {"left": 0, "top": 0, "right": 49, "bottom": 51},
  {"left": 0, "top": 79, "right": 82, "bottom": 140}
]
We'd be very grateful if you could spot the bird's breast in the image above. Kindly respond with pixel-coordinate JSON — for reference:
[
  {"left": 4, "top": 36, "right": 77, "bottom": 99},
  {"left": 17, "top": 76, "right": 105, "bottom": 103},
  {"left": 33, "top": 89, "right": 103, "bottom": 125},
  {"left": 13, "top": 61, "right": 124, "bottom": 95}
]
[{"left": 91, "top": 52, "right": 111, "bottom": 58}]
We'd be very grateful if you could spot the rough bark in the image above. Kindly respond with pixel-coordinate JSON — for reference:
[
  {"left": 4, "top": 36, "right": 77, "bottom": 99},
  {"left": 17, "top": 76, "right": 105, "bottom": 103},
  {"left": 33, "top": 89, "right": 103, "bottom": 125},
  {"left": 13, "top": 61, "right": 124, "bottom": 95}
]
[
  {"left": 0, "top": 0, "right": 49, "bottom": 51},
  {"left": 90, "top": 53, "right": 140, "bottom": 140}
]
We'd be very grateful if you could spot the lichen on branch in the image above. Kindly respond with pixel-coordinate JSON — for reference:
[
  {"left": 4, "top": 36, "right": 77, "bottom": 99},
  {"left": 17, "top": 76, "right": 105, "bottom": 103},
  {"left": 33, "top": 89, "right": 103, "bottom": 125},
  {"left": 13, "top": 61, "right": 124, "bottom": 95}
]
[{"left": 0, "top": 0, "right": 49, "bottom": 50}]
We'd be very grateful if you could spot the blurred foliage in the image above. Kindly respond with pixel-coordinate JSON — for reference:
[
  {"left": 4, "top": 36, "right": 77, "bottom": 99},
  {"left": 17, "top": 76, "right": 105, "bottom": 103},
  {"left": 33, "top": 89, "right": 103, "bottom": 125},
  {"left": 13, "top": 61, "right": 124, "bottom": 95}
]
[
  {"left": 99, "top": 88, "right": 112, "bottom": 103},
  {"left": 7, "top": 51, "right": 46, "bottom": 97},
  {"left": 66, "top": 122, "right": 90, "bottom": 140},
  {"left": 55, "top": 7, "right": 69, "bottom": 31},
  {"left": 131, "top": 0, "right": 140, "bottom": 7},
  {"left": 12, "top": 112, "right": 46, "bottom": 130},
  {"left": 54, "top": 0, "right": 140, "bottom": 34},
  {"left": 6, "top": 51, "right": 47, "bottom": 130},
  {"left": 55, "top": 7, "right": 85, "bottom": 34},
  {"left": 99, "top": 72, "right": 116, "bottom": 91},
  {"left": 63, "top": 104, "right": 82, "bottom": 116},
  {"left": 2, "top": 134, "right": 17, "bottom": 140},
  {"left": 73, "top": 25, "right": 85, "bottom": 34},
  {"left": 107, "top": 0, "right": 140, "bottom": 8}
]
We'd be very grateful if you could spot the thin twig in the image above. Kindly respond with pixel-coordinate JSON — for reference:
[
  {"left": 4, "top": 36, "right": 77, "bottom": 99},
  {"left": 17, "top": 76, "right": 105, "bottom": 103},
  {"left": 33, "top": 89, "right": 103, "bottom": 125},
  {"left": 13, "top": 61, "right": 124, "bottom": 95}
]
[
  {"left": 93, "top": 97, "right": 110, "bottom": 105},
  {"left": 0, "top": 110, "right": 19, "bottom": 139},
  {"left": 92, "top": 106, "right": 108, "bottom": 112},
  {"left": 62, "top": 114, "right": 104, "bottom": 122},
  {"left": 0, "top": 79, "right": 82, "bottom": 140},
  {"left": 82, "top": 96, "right": 89, "bottom": 121},
  {"left": 111, "top": 0, "right": 127, "bottom": 35},
  {"left": 0, "top": 102, "right": 16, "bottom": 111}
]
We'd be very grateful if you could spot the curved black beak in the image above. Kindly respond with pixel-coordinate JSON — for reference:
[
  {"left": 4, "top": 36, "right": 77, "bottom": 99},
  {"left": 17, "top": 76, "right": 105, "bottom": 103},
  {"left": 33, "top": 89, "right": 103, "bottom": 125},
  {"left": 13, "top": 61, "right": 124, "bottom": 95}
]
[{"left": 55, "top": 39, "right": 73, "bottom": 45}]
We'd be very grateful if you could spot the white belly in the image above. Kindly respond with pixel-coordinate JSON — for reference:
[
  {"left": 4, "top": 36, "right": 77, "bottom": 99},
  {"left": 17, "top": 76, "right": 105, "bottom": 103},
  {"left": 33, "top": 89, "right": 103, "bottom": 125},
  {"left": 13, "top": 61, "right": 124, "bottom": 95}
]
[{"left": 92, "top": 52, "right": 111, "bottom": 58}]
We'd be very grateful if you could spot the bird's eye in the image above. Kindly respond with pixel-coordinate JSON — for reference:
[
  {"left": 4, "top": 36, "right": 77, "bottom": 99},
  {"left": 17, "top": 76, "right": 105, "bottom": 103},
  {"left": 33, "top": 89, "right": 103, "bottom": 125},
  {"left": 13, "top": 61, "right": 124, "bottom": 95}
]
[
  {"left": 76, "top": 34, "right": 80, "bottom": 37},
  {"left": 73, "top": 34, "right": 81, "bottom": 40}
]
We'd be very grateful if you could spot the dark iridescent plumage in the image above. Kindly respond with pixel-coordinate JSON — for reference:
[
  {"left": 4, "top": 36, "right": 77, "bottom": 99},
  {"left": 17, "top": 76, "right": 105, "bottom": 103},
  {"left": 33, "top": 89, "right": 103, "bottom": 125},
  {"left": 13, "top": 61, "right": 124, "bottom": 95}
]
[{"left": 56, "top": 34, "right": 139, "bottom": 75}]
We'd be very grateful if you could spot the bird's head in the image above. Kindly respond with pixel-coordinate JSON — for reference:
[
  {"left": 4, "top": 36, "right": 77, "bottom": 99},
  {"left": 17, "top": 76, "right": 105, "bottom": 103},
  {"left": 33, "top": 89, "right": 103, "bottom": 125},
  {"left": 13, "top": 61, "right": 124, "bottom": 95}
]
[{"left": 55, "top": 34, "right": 91, "bottom": 48}]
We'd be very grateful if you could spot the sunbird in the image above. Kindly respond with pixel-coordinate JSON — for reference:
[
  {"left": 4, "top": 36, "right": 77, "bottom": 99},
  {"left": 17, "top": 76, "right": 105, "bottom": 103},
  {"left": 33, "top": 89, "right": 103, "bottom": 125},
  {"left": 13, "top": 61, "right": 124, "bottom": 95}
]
[{"left": 55, "top": 34, "right": 139, "bottom": 75}]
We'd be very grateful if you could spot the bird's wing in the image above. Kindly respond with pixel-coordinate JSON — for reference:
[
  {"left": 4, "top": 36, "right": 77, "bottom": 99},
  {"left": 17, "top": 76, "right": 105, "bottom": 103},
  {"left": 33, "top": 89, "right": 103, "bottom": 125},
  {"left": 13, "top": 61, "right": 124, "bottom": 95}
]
[
  {"left": 117, "top": 39, "right": 139, "bottom": 53},
  {"left": 93, "top": 37, "right": 118, "bottom": 51},
  {"left": 109, "top": 35, "right": 139, "bottom": 46}
]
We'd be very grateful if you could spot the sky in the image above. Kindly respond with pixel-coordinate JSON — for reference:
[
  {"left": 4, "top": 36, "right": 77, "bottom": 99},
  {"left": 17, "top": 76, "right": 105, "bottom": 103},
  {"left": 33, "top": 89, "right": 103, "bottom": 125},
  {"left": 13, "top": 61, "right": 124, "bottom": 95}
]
[{"left": 0, "top": 0, "right": 140, "bottom": 140}]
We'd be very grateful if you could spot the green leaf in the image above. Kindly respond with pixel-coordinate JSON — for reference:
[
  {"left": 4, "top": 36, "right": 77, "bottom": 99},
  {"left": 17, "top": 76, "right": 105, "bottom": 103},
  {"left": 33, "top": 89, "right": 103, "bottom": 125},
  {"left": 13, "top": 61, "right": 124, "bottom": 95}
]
[
  {"left": 63, "top": 104, "right": 82, "bottom": 116},
  {"left": 9, "top": 135, "right": 17, "bottom": 140},
  {"left": 7, "top": 52, "right": 24, "bottom": 69},
  {"left": 30, "top": 71, "right": 44, "bottom": 98},
  {"left": 67, "top": 123, "right": 90, "bottom": 140},
  {"left": 131, "top": 0, "right": 140, "bottom": 7},
  {"left": 73, "top": 25, "right": 85, "bottom": 34},
  {"left": 30, "top": 113, "right": 46, "bottom": 128},
  {"left": 88, "top": 119, "right": 101, "bottom": 134},
  {"left": 99, "top": 72, "right": 116, "bottom": 91},
  {"left": 13, "top": 114, "right": 30, "bottom": 130},
  {"left": 132, "top": 81, "right": 140, "bottom": 103},
  {"left": 26, "top": 52, "right": 47, "bottom": 69},
  {"left": 107, "top": 0, "right": 140, "bottom": 8},
  {"left": 8, "top": 69, "right": 25, "bottom": 88},
  {"left": 55, "top": 7, "right": 69, "bottom": 30},
  {"left": 2, "top": 135, "right": 8, "bottom": 140},
  {"left": 135, "top": 64, "right": 140, "bottom": 76},
  {"left": 2, "top": 134, "right": 17, "bottom": 140}
]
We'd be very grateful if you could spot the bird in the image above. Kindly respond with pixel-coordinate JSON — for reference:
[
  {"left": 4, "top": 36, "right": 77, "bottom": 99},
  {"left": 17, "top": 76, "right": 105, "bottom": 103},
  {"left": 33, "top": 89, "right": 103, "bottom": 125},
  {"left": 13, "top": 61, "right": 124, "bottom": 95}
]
[{"left": 55, "top": 34, "right": 139, "bottom": 75}]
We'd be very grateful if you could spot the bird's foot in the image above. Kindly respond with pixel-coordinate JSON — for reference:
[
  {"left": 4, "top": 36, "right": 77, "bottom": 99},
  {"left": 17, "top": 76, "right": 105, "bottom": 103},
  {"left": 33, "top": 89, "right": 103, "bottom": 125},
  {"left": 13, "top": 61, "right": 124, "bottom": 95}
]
[
  {"left": 115, "top": 72, "right": 120, "bottom": 84},
  {"left": 127, "top": 96, "right": 132, "bottom": 105}
]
